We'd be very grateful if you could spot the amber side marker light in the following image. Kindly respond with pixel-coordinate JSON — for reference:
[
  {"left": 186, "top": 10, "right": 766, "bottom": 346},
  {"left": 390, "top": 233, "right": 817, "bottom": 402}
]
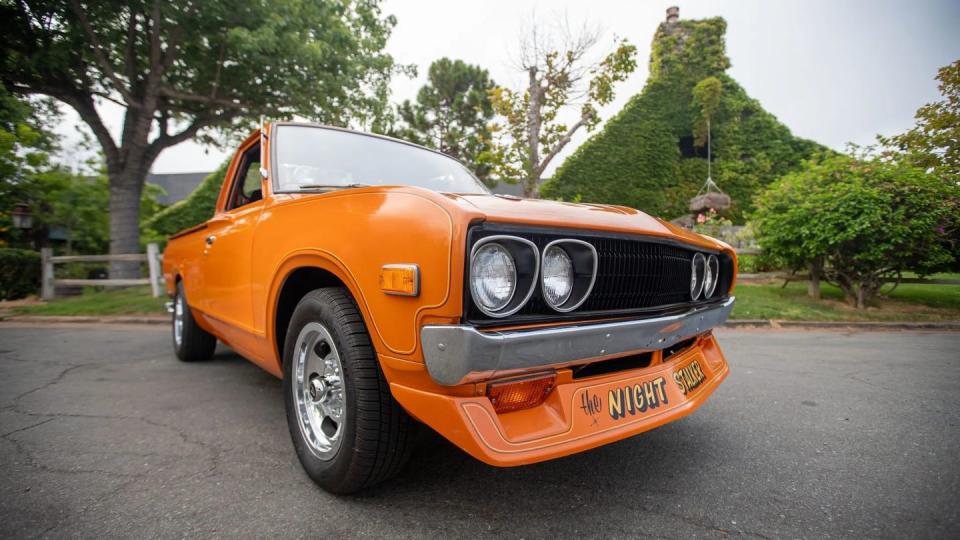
[
  {"left": 486, "top": 373, "right": 557, "bottom": 414},
  {"left": 380, "top": 264, "right": 420, "bottom": 296}
]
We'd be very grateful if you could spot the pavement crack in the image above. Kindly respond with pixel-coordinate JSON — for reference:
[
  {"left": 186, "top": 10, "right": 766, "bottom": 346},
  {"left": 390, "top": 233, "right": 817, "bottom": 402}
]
[
  {"left": 3, "top": 429, "right": 147, "bottom": 480},
  {"left": 137, "top": 416, "right": 224, "bottom": 476},
  {"left": 0, "top": 417, "right": 54, "bottom": 438},
  {"left": 3, "top": 410, "right": 224, "bottom": 477},
  {"left": 5, "top": 363, "right": 87, "bottom": 407},
  {"left": 660, "top": 510, "right": 772, "bottom": 539}
]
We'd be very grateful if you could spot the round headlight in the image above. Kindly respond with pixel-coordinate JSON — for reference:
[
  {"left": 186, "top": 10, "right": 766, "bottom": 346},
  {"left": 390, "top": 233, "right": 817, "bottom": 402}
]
[
  {"left": 470, "top": 243, "right": 517, "bottom": 312},
  {"left": 542, "top": 246, "right": 574, "bottom": 308},
  {"left": 704, "top": 254, "right": 719, "bottom": 298},
  {"left": 690, "top": 253, "right": 706, "bottom": 300}
]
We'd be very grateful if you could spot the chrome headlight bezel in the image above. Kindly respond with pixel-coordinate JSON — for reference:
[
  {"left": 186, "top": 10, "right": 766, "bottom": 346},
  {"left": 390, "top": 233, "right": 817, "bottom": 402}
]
[
  {"left": 690, "top": 252, "right": 706, "bottom": 300},
  {"left": 703, "top": 254, "right": 719, "bottom": 299},
  {"left": 540, "top": 239, "right": 598, "bottom": 312},
  {"left": 469, "top": 235, "right": 539, "bottom": 318}
]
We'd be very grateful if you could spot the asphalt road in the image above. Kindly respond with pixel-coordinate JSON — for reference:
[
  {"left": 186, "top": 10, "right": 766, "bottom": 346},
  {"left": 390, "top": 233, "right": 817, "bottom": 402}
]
[{"left": 1, "top": 323, "right": 958, "bottom": 539}]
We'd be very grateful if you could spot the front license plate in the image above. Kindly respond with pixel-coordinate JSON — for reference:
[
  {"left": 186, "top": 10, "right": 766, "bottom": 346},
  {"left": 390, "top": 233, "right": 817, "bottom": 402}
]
[{"left": 574, "top": 357, "right": 710, "bottom": 429}]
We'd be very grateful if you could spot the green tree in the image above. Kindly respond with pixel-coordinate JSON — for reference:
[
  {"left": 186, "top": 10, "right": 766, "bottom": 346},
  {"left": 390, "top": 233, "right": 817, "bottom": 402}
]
[
  {"left": 0, "top": 89, "right": 57, "bottom": 191},
  {"left": 879, "top": 60, "right": 960, "bottom": 182},
  {"left": 1, "top": 88, "right": 94, "bottom": 251},
  {"left": 2, "top": 0, "right": 401, "bottom": 276},
  {"left": 691, "top": 76, "right": 722, "bottom": 147},
  {"left": 1, "top": 89, "right": 164, "bottom": 253},
  {"left": 752, "top": 153, "right": 959, "bottom": 309},
  {"left": 393, "top": 58, "right": 496, "bottom": 184},
  {"left": 0, "top": 88, "right": 59, "bottom": 246},
  {"left": 487, "top": 19, "right": 637, "bottom": 197}
]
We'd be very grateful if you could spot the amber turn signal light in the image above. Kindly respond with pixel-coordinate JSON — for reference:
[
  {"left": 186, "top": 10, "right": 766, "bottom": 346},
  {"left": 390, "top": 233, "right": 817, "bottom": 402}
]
[
  {"left": 486, "top": 373, "right": 557, "bottom": 414},
  {"left": 380, "top": 264, "right": 419, "bottom": 296}
]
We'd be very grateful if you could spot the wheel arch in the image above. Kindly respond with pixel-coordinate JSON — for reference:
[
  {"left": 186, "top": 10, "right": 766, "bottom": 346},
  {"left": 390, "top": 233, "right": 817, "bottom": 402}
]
[{"left": 269, "top": 253, "right": 375, "bottom": 373}]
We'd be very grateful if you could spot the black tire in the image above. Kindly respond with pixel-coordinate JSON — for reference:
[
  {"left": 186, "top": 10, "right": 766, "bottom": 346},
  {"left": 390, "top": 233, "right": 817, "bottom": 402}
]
[
  {"left": 283, "top": 287, "right": 415, "bottom": 494},
  {"left": 172, "top": 281, "right": 217, "bottom": 362}
]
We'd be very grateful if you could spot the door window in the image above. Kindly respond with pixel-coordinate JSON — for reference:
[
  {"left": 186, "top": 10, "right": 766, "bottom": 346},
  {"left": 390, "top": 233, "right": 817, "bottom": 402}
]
[{"left": 227, "top": 146, "right": 263, "bottom": 210}]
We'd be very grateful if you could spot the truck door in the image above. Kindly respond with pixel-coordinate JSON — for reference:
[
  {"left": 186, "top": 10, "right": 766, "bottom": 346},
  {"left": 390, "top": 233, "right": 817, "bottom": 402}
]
[{"left": 198, "top": 143, "right": 264, "bottom": 333}]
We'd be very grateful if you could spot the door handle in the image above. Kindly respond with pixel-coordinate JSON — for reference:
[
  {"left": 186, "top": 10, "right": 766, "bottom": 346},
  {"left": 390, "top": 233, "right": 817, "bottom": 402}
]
[{"left": 203, "top": 235, "right": 216, "bottom": 256}]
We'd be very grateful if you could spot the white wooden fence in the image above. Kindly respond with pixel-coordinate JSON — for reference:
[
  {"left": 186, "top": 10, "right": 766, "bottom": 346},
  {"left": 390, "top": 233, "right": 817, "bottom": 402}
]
[{"left": 40, "top": 243, "right": 164, "bottom": 300}]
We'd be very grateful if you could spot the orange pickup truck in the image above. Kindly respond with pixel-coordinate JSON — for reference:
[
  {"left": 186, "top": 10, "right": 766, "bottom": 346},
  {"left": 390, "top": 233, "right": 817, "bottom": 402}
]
[{"left": 162, "top": 122, "right": 737, "bottom": 493}]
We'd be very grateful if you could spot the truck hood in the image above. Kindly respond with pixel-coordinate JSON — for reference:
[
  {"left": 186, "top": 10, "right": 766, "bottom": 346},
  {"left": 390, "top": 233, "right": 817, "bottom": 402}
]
[{"left": 447, "top": 193, "right": 721, "bottom": 250}]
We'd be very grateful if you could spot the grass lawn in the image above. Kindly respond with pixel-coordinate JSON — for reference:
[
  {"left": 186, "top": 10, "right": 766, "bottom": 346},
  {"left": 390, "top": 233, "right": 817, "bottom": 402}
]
[
  {"left": 11, "top": 286, "right": 167, "bottom": 317},
  {"left": 7, "top": 278, "right": 959, "bottom": 322},
  {"left": 732, "top": 274, "right": 960, "bottom": 321}
]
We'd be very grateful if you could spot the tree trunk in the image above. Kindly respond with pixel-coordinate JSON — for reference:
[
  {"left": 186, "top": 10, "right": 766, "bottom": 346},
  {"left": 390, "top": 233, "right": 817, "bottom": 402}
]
[
  {"left": 855, "top": 285, "right": 866, "bottom": 310},
  {"left": 108, "top": 169, "right": 146, "bottom": 278},
  {"left": 808, "top": 257, "right": 822, "bottom": 299},
  {"left": 524, "top": 67, "right": 541, "bottom": 199},
  {"left": 836, "top": 275, "right": 856, "bottom": 307}
]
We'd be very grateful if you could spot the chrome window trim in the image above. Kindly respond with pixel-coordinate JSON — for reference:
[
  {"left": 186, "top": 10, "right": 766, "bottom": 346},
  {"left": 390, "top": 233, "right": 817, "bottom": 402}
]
[
  {"left": 469, "top": 235, "right": 540, "bottom": 318},
  {"left": 540, "top": 239, "right": 598, "bottom": 313}
]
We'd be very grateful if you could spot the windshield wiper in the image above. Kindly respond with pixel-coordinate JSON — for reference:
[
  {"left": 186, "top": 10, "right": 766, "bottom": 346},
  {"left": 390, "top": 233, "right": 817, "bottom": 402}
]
[{"left": 297, "top": 183, "right": 369, "bottom": 191}]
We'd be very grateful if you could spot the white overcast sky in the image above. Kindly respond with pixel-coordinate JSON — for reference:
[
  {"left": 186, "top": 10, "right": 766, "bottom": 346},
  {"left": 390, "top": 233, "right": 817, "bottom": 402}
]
[{"left": 55, "top": 0, "right": 960, "bottom": 176}]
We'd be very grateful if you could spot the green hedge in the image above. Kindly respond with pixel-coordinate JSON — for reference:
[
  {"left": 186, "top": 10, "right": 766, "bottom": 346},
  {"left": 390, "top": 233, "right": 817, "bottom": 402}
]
[
  {"left": 542, "top": 17, "right": 825, "bottom": 222},
  {"left": 142, "top": 162, "right": 229, "bottom": 246},
  {"left": 0, "top": 248, "right": 40, "bottom": 300}
]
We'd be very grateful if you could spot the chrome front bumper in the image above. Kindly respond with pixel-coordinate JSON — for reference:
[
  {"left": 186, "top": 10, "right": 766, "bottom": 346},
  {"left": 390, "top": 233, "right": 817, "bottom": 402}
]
[{"left": 421, "top": 297, "right": 735, "bottom": 386}]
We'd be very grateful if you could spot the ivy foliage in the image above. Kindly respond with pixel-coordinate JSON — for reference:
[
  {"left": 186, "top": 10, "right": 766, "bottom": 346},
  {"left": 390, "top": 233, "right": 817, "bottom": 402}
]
[
  {"left": 542, "top": 17, "right": 823, "bottom": 221},
  {"left": 142, "top": 163, "right": 229, "bottom": 246}
]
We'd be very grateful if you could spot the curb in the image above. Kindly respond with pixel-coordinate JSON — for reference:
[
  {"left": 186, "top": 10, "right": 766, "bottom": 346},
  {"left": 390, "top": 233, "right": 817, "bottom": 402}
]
[
  {"left": 1, "top": 315, "right": 170, "bottom": 325},
  {"left": 722, "top": 320, "right": 771, "bottom": 328},
  {"left": 722, "top": 320, "right": 960, "bottom": 330}
]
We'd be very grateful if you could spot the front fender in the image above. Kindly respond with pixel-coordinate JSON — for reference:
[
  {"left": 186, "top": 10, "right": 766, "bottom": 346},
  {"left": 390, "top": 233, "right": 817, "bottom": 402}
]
[{"left": 255, "top": 189, "right": 471, "bottom": 363}]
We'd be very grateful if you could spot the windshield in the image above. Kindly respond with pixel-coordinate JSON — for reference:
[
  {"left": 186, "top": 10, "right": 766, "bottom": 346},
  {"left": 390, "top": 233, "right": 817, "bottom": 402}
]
[{"left": 272, "top": 125, "right": 490, "bottom": 194}]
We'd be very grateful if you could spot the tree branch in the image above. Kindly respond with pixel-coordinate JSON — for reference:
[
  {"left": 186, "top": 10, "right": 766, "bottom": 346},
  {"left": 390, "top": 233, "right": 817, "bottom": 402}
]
[
  {"left": 10, "top": 83, "right": 120, "bottom": 167},
  {"left": 148, "top": 0, "right": 161, "bottom": 72},
  {"left": 158, "top": 87, "right": 245, "bottom": 110},
  {"left": 91, "top": 90, "right": 127, "bottom": 108},
  {"left": 536, "top": 114, "right": 590, "bottom": 177},
  {"left": 124, "top": 6, "right": 138, "bottom": 85},
  {"left": 9, "top": 84, "right": 118, "bottom": 156},
  {"left": 67, "top": 0, "right": 141, "bottom": 108},
  {"left": 145, "top": 113, "right": 228, "bottom": 161},
  {"left": 160, "top": 2, "right": 197, "bottom": 73},
  {"left": 210, "top": 42, "right": 226, "bottom": 99}
]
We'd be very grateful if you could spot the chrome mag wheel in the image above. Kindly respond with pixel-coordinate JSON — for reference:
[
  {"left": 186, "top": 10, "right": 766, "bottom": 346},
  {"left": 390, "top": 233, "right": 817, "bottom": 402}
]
[
  {"left": 173, "top": 292, "right": 184, "bottom": 348},
  {"left": 292, "top": 322, "right": 346, "bottom": 460}
]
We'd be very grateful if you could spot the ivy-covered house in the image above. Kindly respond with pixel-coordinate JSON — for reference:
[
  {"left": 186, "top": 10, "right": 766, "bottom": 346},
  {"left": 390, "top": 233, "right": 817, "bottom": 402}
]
[{"left": 542, "top": 7, "right": 824, "bottom": 222}]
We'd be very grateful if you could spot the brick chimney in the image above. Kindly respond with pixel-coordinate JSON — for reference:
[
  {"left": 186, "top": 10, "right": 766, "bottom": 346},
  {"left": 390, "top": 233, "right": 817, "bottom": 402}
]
[{"left": 666, "top": 6, "right": 679, "bottom": 24}]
